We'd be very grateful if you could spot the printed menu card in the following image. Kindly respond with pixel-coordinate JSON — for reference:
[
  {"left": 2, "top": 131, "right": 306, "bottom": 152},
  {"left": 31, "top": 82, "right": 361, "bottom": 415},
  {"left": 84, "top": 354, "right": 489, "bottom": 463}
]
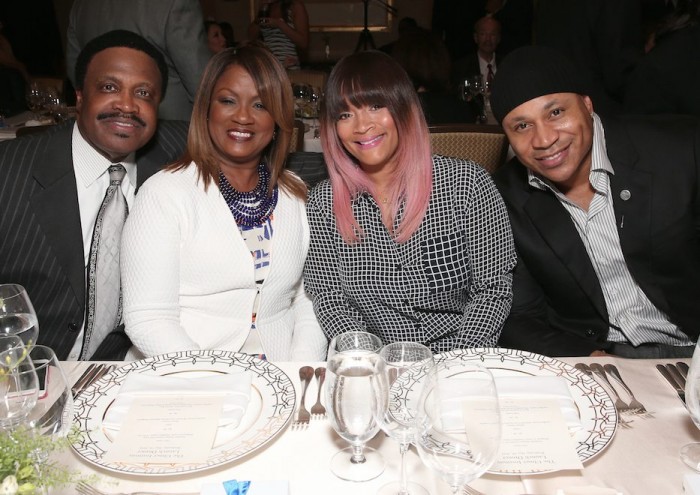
[
  {"left": 105, "top": 395, "right": 224, "bottom": 464},
  {"left": 465, "top": 397, "right": 583, "bottom": 473}
]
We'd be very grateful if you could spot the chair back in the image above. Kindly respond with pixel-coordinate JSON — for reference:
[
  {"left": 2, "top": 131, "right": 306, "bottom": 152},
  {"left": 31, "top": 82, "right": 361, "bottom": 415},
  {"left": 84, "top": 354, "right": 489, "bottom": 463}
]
[
  {"left": 289, "top": 119, "right": 305, "bottom": 153},
  {"left": 287, "top": 69, "right": 328, "bottom": 90},
  {"left": 428, "top": 123, "right": 509, "bottom": 174}
]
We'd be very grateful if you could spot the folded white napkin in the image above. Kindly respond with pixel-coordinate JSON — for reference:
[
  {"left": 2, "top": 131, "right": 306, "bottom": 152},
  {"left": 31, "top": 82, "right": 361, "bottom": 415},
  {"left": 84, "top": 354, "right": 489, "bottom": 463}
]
[
  {"left": 200, "top": 480, "right": 288, "bottom": 495},
  {"left": 439, "top": 375, "right": 582, "bottom": 432},
  {"left": 102, "top": 372, "right": 252, "bottom": 431}
]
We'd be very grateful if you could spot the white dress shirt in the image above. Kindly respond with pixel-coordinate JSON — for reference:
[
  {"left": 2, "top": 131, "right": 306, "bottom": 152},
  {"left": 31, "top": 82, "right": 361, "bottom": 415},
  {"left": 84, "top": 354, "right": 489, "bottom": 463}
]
[{"left": 66, "top": 123, "right": 137, "bottom": 360}]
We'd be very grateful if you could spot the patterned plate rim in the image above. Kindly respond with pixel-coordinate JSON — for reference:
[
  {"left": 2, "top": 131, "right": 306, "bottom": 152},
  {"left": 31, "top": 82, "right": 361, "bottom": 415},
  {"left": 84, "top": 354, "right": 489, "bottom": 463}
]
[
  {"left": 408, "top": 347, "right": 618, "bottom": 475},
  {"left": 71, "top": 350, "right": 296, "bottom": 476}
]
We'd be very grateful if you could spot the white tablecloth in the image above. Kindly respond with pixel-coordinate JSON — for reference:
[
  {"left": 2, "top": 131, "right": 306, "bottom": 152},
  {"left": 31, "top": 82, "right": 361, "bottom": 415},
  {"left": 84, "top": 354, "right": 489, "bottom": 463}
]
[{"left": 53, "top": 356, "right": 696, "bottom": 494}]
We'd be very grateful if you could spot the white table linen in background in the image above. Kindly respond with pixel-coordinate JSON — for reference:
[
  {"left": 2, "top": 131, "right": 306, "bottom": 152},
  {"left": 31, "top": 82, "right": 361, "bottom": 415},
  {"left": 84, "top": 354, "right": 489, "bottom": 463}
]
[{"left": 55, "top": 357, "right": 697, "bottom": 495}]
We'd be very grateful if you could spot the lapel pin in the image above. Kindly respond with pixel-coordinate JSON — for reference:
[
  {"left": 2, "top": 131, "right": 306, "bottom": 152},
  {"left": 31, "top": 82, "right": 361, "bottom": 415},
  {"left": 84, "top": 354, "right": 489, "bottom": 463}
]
[{"left": 620, "top": 190, "right": 631, "bottom": 201}]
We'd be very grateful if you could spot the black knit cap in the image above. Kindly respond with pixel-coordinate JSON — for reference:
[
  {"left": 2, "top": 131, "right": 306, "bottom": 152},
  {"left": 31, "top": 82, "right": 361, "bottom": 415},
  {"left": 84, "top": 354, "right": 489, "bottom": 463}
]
[{"left": 490, "top": 45, "right": 586, "bottom": 124}]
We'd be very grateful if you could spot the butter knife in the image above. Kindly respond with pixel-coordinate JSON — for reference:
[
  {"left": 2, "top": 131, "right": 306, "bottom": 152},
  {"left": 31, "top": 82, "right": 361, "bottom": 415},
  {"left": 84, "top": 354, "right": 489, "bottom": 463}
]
[
  {"left": 657, "top": 364, "right": 685, "bottom": 403},
  {"left": 667, "top": 363, "right": 687, "bottom": 389}
]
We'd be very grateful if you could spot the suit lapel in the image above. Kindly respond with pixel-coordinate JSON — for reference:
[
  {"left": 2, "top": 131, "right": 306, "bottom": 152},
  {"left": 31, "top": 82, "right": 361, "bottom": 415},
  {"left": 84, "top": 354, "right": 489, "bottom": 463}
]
[
  {"left": 523, "top": 188, "right": 608, "bottom": 318},
  {"left": 30, "top": 126, "right": 86, "bottom": 309},
  {"left": 604, "top": 119, "right": 652, "bottom": 267}
]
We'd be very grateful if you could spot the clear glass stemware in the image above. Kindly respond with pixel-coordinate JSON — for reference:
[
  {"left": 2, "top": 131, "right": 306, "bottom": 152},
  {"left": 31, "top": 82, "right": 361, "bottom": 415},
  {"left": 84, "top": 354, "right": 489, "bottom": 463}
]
[
  {"left": 0, "top": 342, "right": 39, "bottom": 429},
  {"left": 414, "top": 360, "right": 501, "bottom": 494},
  {"left": 25, "top": 345, "right": 74, "bottom": 441},
  {"left": 0, "top": 283, "right": 40, "bottom": 348},
  {"left": 325, "top": 331, "right": 387, "bottom": 482},
  {"left": 376, "top": 342, "right": 434, "bottom": 495}
]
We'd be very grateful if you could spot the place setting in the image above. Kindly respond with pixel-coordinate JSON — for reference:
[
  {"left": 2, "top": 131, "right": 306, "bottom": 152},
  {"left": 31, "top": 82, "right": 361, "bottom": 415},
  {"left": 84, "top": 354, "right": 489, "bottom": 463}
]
[{"left": 70, "top": 350, "right": 296, "bottom": 476}]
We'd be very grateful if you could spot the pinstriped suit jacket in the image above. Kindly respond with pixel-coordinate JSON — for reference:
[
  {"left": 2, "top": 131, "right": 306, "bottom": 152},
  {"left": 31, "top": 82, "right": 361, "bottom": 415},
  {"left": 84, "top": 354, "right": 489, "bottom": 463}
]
[{"left": 0, "top": 120, "right": 188, "bottom": 360}]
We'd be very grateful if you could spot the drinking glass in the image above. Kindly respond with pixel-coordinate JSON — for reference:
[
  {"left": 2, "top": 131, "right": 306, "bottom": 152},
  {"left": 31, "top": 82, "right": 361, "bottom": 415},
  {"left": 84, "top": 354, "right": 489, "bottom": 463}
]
[
  {"left": 414, "top": 360, "right": 501, "bottom": 494},
  {"left": 327, "top": 331, "right": 383, "bottom": 360},
  {"left": 0, "top": 283, "right": 40, "bottom": 348},
  {"left": 681, "top": 341, "right": 700, "bottom": 469},
  {"left": 25, "top": 345, "right": 74, "bottom": 441},
  {"left": 325, "top": 333, "right": 387, "bottom": 482},
  {"left": 0, "top": 343, "right": 39, "bottom": 429},
  {"left": 376, "top": 342, "right": 434, "bottom": 495},
  {"left": 25, "top": 81, "right": 45, "bottom": 118}
]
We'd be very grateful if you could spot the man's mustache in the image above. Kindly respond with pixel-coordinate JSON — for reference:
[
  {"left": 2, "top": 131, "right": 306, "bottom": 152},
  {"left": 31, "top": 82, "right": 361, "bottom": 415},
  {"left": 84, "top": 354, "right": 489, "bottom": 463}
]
[{"left": 96, "top": 112, "right": 147, "bottom": 127}]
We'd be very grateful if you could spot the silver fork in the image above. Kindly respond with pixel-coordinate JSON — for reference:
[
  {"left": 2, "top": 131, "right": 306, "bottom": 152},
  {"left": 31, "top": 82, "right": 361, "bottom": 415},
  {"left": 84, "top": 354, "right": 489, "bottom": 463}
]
[
  {"left": 310, "top": 366, "right": 326, "bottom": 419},
  {"left": 604, "top": 364, "right": 653, "bottom": 418},
  {"left": 588, "top": 363, "right": 632, "bottom": 414},
  {"left": 576, "top": 363, "right": 632, "bottom": 428},
  {"left": 292, "top": 366, "right": 313, "bottom": 429},
  {"left": 76, "top": 481, "right": 199, "bottom": 495}
]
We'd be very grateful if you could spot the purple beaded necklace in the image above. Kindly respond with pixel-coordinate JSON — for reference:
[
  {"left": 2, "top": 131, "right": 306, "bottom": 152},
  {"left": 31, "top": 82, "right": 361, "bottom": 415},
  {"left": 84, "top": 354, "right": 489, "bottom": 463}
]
[{"left": 219, "top": 163, "right": 278, "bottom": 227}]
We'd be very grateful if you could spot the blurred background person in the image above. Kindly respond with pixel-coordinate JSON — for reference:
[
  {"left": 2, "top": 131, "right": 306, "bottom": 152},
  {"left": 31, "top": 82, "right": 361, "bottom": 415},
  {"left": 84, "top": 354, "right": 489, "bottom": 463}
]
[
  {"left": 624, "top": 0, "right": 700, "bottom": 116},
  {"left": 378, "top": 16, "right": 421, "bottom": 55},
  {"left": 392, "top": 31, "right": 478, "bottom": 124},
  {"left": 219, "top": 20, "right": 237, "bottom": 48},
  {"left": 66, "top": 0, "right": 211, "bottom": 121},
  {"left": 452, "top": 16, "right": 501, "bottom": 95},
  {"left": 248, "top": 0, "right": 309, "bottom": 70},
  {"left": 205, "top": 20, "right": 228, "bottom": 54},
  {"left": 121, "top": 45, "right": 326, "bottom": 361},
  {"left": 304, "top": 51, "right": 515, "bottom": 352},
  {"left": 0, "top": 19, "right": 29, "bottom": 116},
  {"left": 534, "top": 0, "right": 645, "bottom": 117}
]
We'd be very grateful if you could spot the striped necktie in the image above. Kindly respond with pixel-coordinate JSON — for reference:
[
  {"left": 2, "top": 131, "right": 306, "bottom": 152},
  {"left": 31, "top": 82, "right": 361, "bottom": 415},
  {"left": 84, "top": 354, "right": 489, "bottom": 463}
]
[
  {"left": 81, "top": 164, "right": 128, "bottom": 359},
  {"left": 487, "top": 63, "right": 495, "bottom": 88}
]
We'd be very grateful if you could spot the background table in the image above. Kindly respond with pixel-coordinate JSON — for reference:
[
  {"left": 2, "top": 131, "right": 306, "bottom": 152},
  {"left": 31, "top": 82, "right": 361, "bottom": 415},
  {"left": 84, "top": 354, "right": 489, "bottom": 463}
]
[{"left": 53, "top": 356, "right": 698, "bottom": 495}]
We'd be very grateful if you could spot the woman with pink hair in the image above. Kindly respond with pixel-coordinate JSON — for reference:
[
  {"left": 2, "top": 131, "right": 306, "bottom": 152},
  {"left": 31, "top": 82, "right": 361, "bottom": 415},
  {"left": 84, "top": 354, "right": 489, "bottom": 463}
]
[{"left": 304, "top": 50, "right": 516, "bottom": 352}]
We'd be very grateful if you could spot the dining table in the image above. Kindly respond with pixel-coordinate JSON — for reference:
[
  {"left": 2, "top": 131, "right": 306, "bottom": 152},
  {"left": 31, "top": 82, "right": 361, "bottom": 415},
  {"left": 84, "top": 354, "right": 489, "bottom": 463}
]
[{"left": 51, "top": 355, "right": 698, "bottom": 495}]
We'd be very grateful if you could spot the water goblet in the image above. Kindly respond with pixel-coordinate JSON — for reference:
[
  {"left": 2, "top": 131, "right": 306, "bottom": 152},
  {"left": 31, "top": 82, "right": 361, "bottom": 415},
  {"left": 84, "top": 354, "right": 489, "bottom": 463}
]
[
  {"left": 681, "top": 341, "right": 700, "bottom": 469},
  {"left": 25, "top": 81, "right": 44, "bottom": 118},
  {"left": 376, "top": 342, "right": 434, "bottom": 495},
  {"left": 327, "top": 330, "right": 383, "bottom": 360},
  {"left": 414, "top": 360, "right": 501, "bottom": 494},
  {"left": 25, "top": 345, "right": 74, "bottom": 441},
  {"left": 0, "top": 283, "right": 40, "bottom": 348},
  {"left": 325, "top": 340, "right": 388, "bottom": 482},
  {"left": 0, "top": 343, "right": 39, "bottom": 429}
]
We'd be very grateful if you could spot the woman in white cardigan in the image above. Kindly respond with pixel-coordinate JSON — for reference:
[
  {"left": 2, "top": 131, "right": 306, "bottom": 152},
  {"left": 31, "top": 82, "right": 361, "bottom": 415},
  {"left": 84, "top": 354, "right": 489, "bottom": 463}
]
[{"left": 120, "top": 46, "right": 327, "bottom": 361}]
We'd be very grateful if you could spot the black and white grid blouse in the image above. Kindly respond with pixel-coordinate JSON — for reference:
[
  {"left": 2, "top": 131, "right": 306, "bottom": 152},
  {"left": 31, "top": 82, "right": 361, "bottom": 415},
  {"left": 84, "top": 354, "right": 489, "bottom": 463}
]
[{"left": 304, "top": 155, "right": 516, "bottom": 353}]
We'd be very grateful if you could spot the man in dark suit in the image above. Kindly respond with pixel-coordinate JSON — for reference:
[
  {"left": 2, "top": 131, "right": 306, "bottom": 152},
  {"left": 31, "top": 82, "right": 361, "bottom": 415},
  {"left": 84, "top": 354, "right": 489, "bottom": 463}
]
[
  {"left": 0, "top": 30, "right": 188, "bottom": 360},
  {"left": 65, "top": 0, "right": 211, "bottom": 121},
  {"left": 452, "top": 16, "right": 501, "bottom": 97},
  {"left": 490, "top": 45, "right": 700, "bottom": 358}
]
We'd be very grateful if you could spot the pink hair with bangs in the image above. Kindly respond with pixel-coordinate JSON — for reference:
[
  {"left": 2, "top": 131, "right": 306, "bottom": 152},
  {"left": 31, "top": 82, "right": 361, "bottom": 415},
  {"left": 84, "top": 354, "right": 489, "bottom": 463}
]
[{"left": 320, "top": 50, "right": 433, "bottom": 244}]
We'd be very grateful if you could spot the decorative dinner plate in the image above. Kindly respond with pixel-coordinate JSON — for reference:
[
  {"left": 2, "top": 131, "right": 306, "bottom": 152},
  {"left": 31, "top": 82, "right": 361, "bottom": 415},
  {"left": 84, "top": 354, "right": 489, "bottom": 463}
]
[
  {"left": 71, "top": 350, "right": 295, "bottom": 476},
  {"left": 395, "top": 348, "right": 617, "bottom": 475}
]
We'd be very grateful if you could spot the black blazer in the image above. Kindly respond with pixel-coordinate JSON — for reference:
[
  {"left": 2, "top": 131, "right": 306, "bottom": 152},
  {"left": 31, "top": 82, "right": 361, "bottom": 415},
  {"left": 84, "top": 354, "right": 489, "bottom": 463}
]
[
  {"left": 0, "top": 120, "right": 188, "bottom": 360},
  {"left": 493, "top": 115, "right": 700, "bottom": 356}
]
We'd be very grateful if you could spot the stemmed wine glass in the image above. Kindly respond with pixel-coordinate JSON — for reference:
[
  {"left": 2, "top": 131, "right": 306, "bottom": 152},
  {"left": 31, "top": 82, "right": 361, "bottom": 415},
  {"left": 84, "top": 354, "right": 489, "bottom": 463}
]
[
  {"left": 25, "top": 81, "right": 45, "bottom": 119},
  {"left": 681, "top": 341, "right": 700, "bottom": 469},
  {"left": 413, "top": 360, "right": 501, "bottom": 494},
  {"left": 0, "top": 284, "right": 40, "bottom": 348},
  {"left": 326, "top": 330, "right": 383, "bottom": 360},
  {"left": 25, "top": 345, "right": 74, "bottom": 441},
  {"left": 0, "top": 341, "right": 39, "bottom": 429},
  {"left": 325, "top": 331, "right": 387, "bottom": 482},
  {"left": 375, "top": 342, "right": 434, "bottom": 495}
]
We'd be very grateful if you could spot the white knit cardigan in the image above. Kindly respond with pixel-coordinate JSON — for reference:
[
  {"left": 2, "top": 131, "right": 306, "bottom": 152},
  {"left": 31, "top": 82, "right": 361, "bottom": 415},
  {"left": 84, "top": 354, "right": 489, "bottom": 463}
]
[{"left": 120, "top": 163, "right": 327, "bottom": 361}]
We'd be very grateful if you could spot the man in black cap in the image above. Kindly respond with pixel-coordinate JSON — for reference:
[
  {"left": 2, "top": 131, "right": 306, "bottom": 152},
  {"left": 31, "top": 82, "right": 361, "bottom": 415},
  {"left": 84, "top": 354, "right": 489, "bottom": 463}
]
[{"left": 490, "top": 45, "right": 700, "bottom": 358}]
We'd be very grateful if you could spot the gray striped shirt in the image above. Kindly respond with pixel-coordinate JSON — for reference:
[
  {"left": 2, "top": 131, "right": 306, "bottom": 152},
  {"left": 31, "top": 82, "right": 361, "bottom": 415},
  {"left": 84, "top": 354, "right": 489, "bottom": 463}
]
[{"left": 527, "top": 113, "right": 692, "bottom": 347}]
